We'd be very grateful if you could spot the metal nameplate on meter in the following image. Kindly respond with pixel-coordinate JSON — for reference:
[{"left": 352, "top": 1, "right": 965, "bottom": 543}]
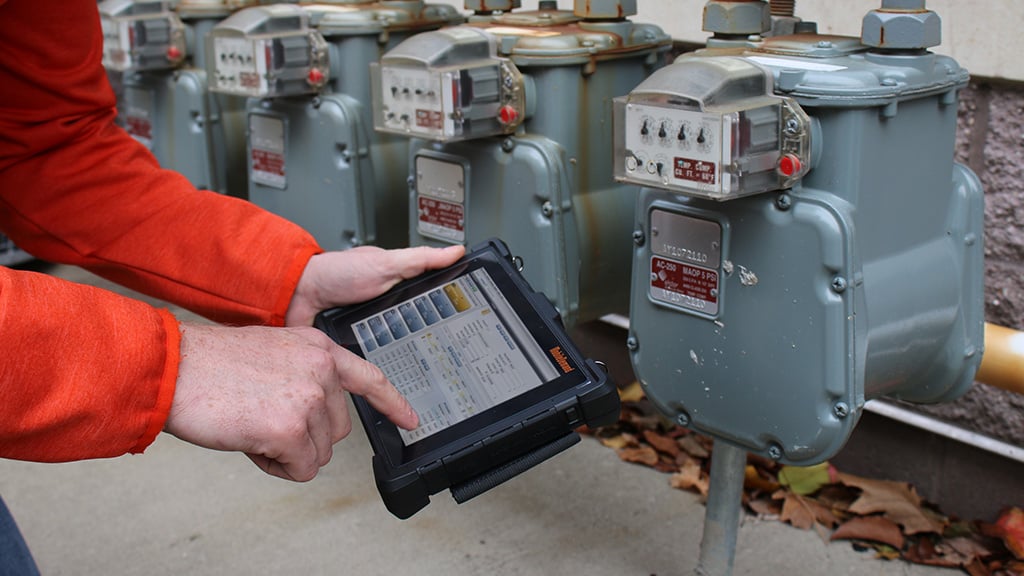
[
  {"left": 649, "top": 209, "right": 722, "bottom": 316},
  {"left": 416, "top": 155, "right": 466, "bottom": 244}
]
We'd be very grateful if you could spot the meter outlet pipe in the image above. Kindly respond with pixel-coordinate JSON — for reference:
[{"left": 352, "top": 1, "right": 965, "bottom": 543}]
[
  {"left": 371, "top": 0, "right": 672, "bottom": 327},
  {"left": 99, "top": 0, "right": 255, "bottom": 198},
  {"left": 978, "top": 323, "right": 1024, "bottom": 397},
  {"left": 208, "top": 2, "right": 463, "bottom": 251}
]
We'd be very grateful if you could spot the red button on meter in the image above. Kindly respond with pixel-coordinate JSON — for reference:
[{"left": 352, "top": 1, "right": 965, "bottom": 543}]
[
  {"left": 308, "top": 69, "right": 325, "bottom": 86},
  {"left": 166, "top": 46, "right": 182, "bottom": 61},
  {"left": 778, "top": 153, "right": 802, "bottom": 177},
  {"left": 498, "top": 105, "right": 518, "bottom": 125}
]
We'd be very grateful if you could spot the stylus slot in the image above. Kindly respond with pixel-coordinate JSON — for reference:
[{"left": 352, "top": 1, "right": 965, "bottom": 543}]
[{"left": 450, "top": 432, "right": 581, "bottom": 504}]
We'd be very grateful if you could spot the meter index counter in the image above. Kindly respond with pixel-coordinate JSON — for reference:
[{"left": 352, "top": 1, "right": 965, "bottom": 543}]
[{"left": 618, "top": 32, "right": 984, "bottom": 465}]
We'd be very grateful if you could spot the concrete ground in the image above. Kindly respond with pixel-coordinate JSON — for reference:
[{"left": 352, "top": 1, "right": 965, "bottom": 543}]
[{"left": 0, "top": 264, "right": 959, "bottom": 575}]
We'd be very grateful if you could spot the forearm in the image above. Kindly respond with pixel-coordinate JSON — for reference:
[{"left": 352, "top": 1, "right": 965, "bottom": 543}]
[{"left": 0, "top": 267, "right": 179, "bottom": 462}]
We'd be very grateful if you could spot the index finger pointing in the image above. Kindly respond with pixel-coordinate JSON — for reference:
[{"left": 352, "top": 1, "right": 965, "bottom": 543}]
[{"left": 331, "top": 346, "right": 419, "bottom": 430}]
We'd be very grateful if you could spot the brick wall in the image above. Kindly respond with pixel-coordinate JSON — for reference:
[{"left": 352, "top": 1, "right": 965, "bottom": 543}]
[{"left": 908, "top": 80, "right": 1024, "bottom": 447}]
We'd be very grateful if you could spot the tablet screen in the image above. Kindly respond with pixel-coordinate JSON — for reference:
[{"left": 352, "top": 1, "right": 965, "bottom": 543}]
[{"left": 351, "top": 267, "right": 561, "bottom": 446}]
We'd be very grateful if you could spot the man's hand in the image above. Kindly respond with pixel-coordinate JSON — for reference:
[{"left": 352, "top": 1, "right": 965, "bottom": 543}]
[
  {"left": 164, "top": 323, "right": 418, "bottom": 482},
  {"left": 285, "top": 244, "right": 465, "bottom": 327},
  {"left": 165, "top": 245, "right": 463, "bottom": 482}
]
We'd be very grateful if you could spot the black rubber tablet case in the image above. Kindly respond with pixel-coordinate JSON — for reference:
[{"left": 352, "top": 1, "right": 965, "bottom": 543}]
[{"left": 315, "top": 239, "right": 620, "bottom": 519}]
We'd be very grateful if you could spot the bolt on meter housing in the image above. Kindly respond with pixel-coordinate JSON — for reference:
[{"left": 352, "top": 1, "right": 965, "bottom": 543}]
[
  {"left": 207, "top": 4, "right": 330, "bottom": 98},
  {"left": 371, "top": 27, "right": 529, "bottom": 142},
  {"left": 100, "top": 0, "right": 187, "bottom": 72},
  {"left": 614, "top": 57, "right": 813, "bottom": 201}
]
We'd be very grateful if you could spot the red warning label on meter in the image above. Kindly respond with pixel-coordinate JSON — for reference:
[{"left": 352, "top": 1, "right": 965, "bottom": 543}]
[
  {"left": 673, "top": 157, "right": 717, "bottom": 186},
  {"left": 125, "top": 115, "right": 153, "bottom": 149},
  {"left": 418, "top": 196, "right": 464, "bottom": 243},
  {"left": 415, "top": 109, "right": 443, "bottom": 130},
  {"left": 650, "top": 256, "right": 719, "bottom": 315},
  {"left": 252, "top": 148, "right": 286, "bottom": 189}
]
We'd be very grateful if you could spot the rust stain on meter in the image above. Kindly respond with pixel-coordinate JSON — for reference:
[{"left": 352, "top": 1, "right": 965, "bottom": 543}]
[{"left": 649, "top": 209, "right": 722, "bottom": 315}]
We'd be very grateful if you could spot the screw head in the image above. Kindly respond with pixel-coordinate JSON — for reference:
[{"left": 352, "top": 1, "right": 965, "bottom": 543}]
[
  {"left": 767, "top": 444, "right": 783, "bottom": 460},
  {"left": 501, "top": 138, "right": 515, "bottom": 152},
  {"left": 831, "top": 276, "right": 848, "bottom": 293},
  {"left": 632, "top": 229, "right": 645, "bottom": 246},
  {"left": 676, "top": 413, "right": 690, "bottom": 427},
  {"left": 626, "top": 336, "right": 638, "bottom": 351},
  {"left": 833, "top": 402, "right": 850, "bottom": 419},
  {"left": 775, "top": 193, "right": 792, "bottom": 211},
  {"left": 541, "top": 202, "right": 554, "bottom": 218}
]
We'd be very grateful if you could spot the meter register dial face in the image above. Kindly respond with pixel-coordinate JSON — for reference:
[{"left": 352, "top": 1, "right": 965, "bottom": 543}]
[
  {"left": 624, "top": 103, "right": 727, "bottom": 197},
  {"left": 378, "top": 66, "right": 456, "bottom": 139},
  {"left": 211, "top": 36, "right": 271, "bottom": 96}
]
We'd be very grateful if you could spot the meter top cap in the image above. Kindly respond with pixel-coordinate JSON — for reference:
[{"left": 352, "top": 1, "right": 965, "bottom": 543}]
[
  {"left": 614, "top": 18, "right": 968, "bottom": 201},
  {"left": 372, "top": 14, "right": 668, "bottom": 142},
  {"left": 299, "top": 2, "right": 463, "bottom": 36},
  {"left": 100, "top": 0, "right": 188, "bottom": 72},
  {"left": 174, "top": 0, "right": 258, "bottom": 19}
]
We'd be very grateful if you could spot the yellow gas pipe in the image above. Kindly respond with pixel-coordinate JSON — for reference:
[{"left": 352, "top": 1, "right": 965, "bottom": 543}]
[{"left": 977, "top": 323, "right": 1024, "bottom": 396}]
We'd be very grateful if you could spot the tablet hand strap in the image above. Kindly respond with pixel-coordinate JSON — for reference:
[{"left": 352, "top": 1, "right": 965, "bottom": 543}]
[{"left": 450, "top": 432, "right": 581, "bottom": 504}]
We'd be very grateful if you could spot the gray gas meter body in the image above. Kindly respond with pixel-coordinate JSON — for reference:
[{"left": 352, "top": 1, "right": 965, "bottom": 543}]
[
  {"left": 211, "top": 3, "right": 463, "bottom": 251},
  {"left": 100, "top": 0, "right": 251, "bottom": 198},
  {"left": 617, "top": 35, "right": 984, "bottom": 464},
  {"left": 373, "top": 9, "right": 671, "bottom": 325}
]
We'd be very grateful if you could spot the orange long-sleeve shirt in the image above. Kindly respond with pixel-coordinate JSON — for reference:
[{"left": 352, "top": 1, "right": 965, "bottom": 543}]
[{"left": 0, "top": 0, "right": 322, "bottom": 461}]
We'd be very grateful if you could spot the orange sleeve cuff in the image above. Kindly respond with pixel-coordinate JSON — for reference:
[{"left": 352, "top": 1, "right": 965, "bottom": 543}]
[{"left": 130, "top": 308, "right": 181, "bottom": 454}]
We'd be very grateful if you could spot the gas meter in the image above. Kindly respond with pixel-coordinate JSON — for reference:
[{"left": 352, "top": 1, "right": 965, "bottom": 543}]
[
  {"left": 617, "top": 9, "right": 984, "bottom": 464},
  {"left": 100, "top": 0, "right": 253, "bottom": 198},
  {"left": 100, "top": 0, "right": 187, "bottom": 71},
  {"left": 213, "top": 2, "right": 463, "bottom": 250},
  {"left": 207, "top": 4, "right": 330, "bottom": 98},
  {"left": 371, "top": 27, "right": 529, "bottom": 141},
  {"left": 378, "top": 2, "right": 671, "bottom": 326}
]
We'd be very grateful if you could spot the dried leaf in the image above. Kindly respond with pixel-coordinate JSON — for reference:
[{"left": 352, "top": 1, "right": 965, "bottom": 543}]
[
  {"left": 617, "top": 445, "right": 659, "bottom": 466},
  {"left": 643, "top": 429, "right": 681, "bottom": 458},
  {"left": 874, "top": 545, "right": 902, "bottom": 561},
  {"left": 678, "top": 434, "right": 710, "bottom": 459},
  {"left": 945, "top": 536, "right": 995, "bottom": 561},
  {"left": 748, "top": 497, "right": 782, "bottom": 517},
  {"left": 1004, "top": 560, "right": 1024, "bottom": 575},
  {"left": 781, "top": 493, "right": 816, "bottom": 530},
  {"left": 996, "top": 507, "right": 1024, "bottom": 560},
  {"left": 831, "top": 516, "right": 906, "bottom": 550},
  {"left": 599, "top": 433, "right": 637, "bottom": 450},
  {"left": 836, "top": 472, "right": 945, "bottom": 535},
  {"left": 964, "top": 558, "right": 992, "bottom": 576},
  {"left": 653, "top": 454, "right": 680, "bottom": 473},
  {"left": 778, "top": 462, "right": 833, "bottom": 496},
  {"left": 618, "top": 381, "right": 645, "bottom": 403},
  {"left": 670, "top": 459, "right": 708, "bottom": 496},
  {"left": 744, "top": 465, "right": 780, "bottom": 493}
]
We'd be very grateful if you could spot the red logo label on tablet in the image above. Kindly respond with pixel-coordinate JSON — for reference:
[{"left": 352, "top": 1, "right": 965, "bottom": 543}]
[{"left": 549, "top": 346, "right": 574, "bottom": 374}]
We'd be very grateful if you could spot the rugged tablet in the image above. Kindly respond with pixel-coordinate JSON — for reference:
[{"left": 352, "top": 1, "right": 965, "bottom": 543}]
[{"left": 315, "top": 239, "right": 619, "bottom": 519}]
